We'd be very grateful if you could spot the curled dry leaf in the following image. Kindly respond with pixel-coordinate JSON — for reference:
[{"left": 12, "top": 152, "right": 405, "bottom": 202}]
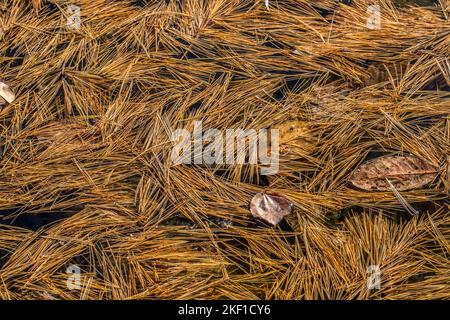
[
  {"left": 274, "top": 120, "right": 315, "bottom": 157},
  {"left": 0, "top": 81, "right": 15, "bottom": 105},
  {"left": 250, "top": 192, "right": 293, "bottom": 226},
  {"left": 350, "top": 155, "right": 438, "bottom": 191}
]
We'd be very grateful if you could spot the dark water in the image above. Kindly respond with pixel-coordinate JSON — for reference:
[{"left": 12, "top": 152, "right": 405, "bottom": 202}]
[{"left": 0, "top": 210, "right": 71, "bottom": 231}]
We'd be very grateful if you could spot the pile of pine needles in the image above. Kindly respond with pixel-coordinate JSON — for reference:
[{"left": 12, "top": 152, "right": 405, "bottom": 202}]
[{"left": 0, "top": 0, "right": 449, "bottom": 299}]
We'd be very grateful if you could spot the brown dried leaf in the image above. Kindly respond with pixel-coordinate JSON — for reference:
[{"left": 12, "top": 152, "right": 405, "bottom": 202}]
[
  {"left": 363, "top": 64, "right": 390, "bottom": 86},
  {"left": 274, "top": 120, "right": 315, "bottom": 156},
  {"left": 363, "top": 63, "right": 407, "bottom": 87},
  {"left": 250, "top": 192, "right": 293, "bottom": 225},
  {"left": 350, "top": 155, "right": 438, "bottom": 191}
]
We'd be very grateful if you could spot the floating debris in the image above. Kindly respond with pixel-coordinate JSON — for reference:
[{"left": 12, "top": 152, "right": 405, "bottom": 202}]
[
  {"left": 250, "top": 192, "right": 293, "bottom": 225},
  {"left": 362, "top": 62, "right": 408, "bottom": 87},
  {"left": 364, "top": 64, "right": 390, "bottom": 86},
  {"left": 0, "top": 81, "right": 15, "bottom": 105},
  {"left": 274, "top": 120, "right": 315, "bottom": 157},
  {"left": 350, "top": 155, "right": 438, "bottom": 191},
  {"left": 386, "top": 178, "right": 420, "bottom": 215}
]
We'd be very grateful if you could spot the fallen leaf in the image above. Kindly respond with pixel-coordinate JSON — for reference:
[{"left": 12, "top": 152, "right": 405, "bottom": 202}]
[
  {"left": 363, "top": 64, "right": 390, "bottom": 86},
  {"left": 0, "top": 81, "right": 15, "bottom": 105},
  {"left": 274, "top": 120, "right": 315, "bottom": 157},
  {"left": 363, "top": 63, "right": 407, "bottom": 87},
  {"left": 250, "top": 192, "right": 293, "bottom": 225},
  {"left": 350, "top": 155, "right": 438, "bottom": 191}
]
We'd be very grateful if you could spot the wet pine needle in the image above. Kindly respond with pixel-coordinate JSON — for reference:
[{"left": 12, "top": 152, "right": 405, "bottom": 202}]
[{"left": 0, "top": 0, "right": 449, "bottom": 299}]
